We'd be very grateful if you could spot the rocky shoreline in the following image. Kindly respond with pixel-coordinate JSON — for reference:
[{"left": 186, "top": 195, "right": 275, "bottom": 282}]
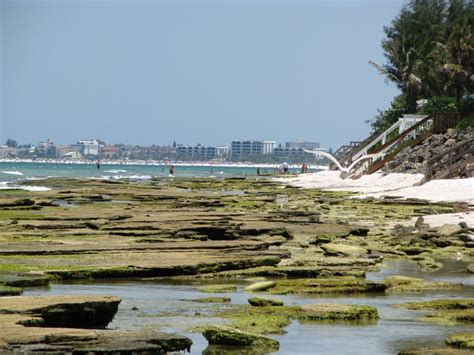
[
  {"left": 0, "top": 176, "right": 472, "bottom": 353},
  {"left": 0, "top": 295, "right": 192, "bottom": 353}
]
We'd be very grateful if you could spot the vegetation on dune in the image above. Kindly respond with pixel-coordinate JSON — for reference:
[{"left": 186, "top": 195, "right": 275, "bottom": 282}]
[{"left": 368, "top": 0, "right": 473, "bottom": 134}]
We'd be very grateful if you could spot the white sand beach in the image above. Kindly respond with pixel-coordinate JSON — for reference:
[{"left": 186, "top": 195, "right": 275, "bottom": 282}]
[{"left": 278, "top": 171, "right": 474, "bottom": 227}]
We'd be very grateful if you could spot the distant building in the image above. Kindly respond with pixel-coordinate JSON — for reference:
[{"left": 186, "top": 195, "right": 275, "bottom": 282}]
[
  {"left": 100, "top": 145, "right": 120, "bottom": 158},
  {"left": 57, "top": 145, "right": 82, "bottom": 158},
  {"left": 231, "top": 140, "right": 276, "bottom": 158},
  {"left": 273, "top": 147, "right": 307, "bottom": 157},
  {"left": 37, "top": 139, "right": 57, "bottom": 157},
  {"left": 0, "top": 146, "right": 18, "bottom": 157},
  {"left": 63, "top": 151, "right": 82, "bottom": 159},
  {"left": 285, "top": 141, "right": 320, "bottom": 150},
  {"left": 215, "top": 146, "right": 229, "bottom": 157},
  {"left": 39, "top": 139, "right": 55, "bottom": 149},
  {"left": 176, "top": 145, "right": 229, "bottom": 160},
  {"left": 76, "top": 139, "right": 100, "bottom": 156}
]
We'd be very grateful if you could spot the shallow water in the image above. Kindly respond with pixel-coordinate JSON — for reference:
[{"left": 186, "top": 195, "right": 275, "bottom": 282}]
[
  {"left": 367, "top": 259, "right": 474, "bottom": 287},
  {"left": 24, "top": 262, "right": 474, "bottom": 355},
  {"left": 0, "top": 162, "right": 310, "bottom": 183}
]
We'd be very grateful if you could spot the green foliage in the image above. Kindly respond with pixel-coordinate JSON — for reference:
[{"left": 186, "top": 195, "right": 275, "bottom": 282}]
[
  {"left": 460, "top": 96, "right": 474, "bottom": 113},
  {"left": 5, "top": 138, "right": 18, "bottom": 148},
  {"left": 420, "top": 96, "right": 458, "bottom": 114},
  {"left": 367, "top": 95, "right": 407, "bottom": 135},
  {"left": 371, "top": 0, "right": 474, "bottom": 113},
  {"left": 458, "top": 114, "right": 474, "bottom": 129}
]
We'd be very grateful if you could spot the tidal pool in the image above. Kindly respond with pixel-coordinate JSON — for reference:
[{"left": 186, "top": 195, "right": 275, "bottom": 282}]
[{"left": 24, "top": 262, "right": 474, "bottom": 354}]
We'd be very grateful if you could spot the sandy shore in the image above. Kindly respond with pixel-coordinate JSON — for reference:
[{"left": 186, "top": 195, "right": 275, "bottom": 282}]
[{"left": 278, "top": 171, "right": 474, "bottom": 227}]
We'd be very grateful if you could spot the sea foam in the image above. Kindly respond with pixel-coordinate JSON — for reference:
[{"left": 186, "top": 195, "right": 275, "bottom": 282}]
[{"left": 2, "top": 170, "right": 23, "bottom": 176}]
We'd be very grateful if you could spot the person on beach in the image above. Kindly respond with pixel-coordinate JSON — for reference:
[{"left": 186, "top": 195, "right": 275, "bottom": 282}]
[
  {"left": 256, "top": 167, "right": 260, "bottom": 176},
  {"left": 96, "top": 160, "right": 100, "bottom": 171},
  {"left": 169, "top": 165, "right": 174, "bottom": 176},
  {"left": 210, "top": 167, "right": 214, "bottom": 175},
  {"left": 282, "top": 162, "right": 289, "bottom": 174}
]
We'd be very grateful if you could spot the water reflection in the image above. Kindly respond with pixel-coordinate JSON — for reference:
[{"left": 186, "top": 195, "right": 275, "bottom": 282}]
[{"left": 24, "top": 261, "right": 474, "bottom": 354}]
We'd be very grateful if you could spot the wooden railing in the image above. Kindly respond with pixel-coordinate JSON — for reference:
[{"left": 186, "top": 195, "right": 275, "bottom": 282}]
[
  {"left": 366, "top": 130, "right": 432, "bottom": 174},
  {"left": 432, "top": 112, "right": 461, "bottom": 133},
  {"left": 369, "top": 114, "right": 434, "bottom": 155},
  {"left": 365, "top": 112, "right": 465, "bottom": 174},
  {"left": 424, "top": 138, "right": 474, "bottom": 182},
  {"left": 334, "top": 141, "right": 362, "bottom": 160}
]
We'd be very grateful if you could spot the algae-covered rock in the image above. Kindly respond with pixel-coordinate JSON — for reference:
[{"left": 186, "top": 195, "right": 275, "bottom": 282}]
[
  {"left": 196, "top": 284, "right": 237, "bottom": 293},
  {"left": 0, "top": 295, "right": 193, "bottom": 353},
  {"left": 436, "top": 224, "right": 463, "bottom": 236},
  {"left": 417, "top": 258, "right": 444, "bottom": 272},
  {"left": 0, "top": 273, "right": 50, "bottom": 288},
  {"left": 268, "top": 277, "right": 387, "bottom": 295},
  {"left": 467, "top": 264, "right": 474, "bottom": 274},
  {"left": 216, "top": 304, "right": 297, "bottom": 334},
  {"left": 320, "top": 243, "right": 367, "bottom": 256},
  {"left": 384, "top": 276, "right": 462, "bottom": 292},
  {"left": 0, "top": 286, "right": 23, "bottom": 296},
  {"left": 415, "top": 315, "right": 460, "bottom": 327},
  {"left": 248, "top": 297, "right": 284, "bottom": 307},
  {"left": 349, "top": 227, "right": 370, "bottom": 237},
  {"left": 202, "top": 326, "right": 279, "bottom": 351},
  {"left": 446, "top": 333, "right": 474, "bottom": 349},
  {"left": 244, "top": 281, "right": 276, "bottom": 292},
  {"left": 298, "top": 303, "right": 379, "bottom": 321},
  {"left": 398, "top": 299, "right": 474, "bottom": 326},
  {"left": 0, "top": 295, "right": 121, "bottom": 329},
  {"left": 191, "top": 297, "right": 231, "bottom": 303},
  {"left": 397, "top": 299, "right": 474, "bottom": 310}
]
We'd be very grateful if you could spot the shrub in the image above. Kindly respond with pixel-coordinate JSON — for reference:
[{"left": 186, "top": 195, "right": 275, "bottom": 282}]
[
  {"left": 420, "top": 96, "right": 457, "bottom": 114},
  {"left": 459, "top": 97, "right": 474, "bottom": 114}
]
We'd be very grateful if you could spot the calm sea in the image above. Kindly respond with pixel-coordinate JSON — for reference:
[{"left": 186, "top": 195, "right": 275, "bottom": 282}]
[{"left": 0, "top": 161, "right": 312, "bottom": 186}]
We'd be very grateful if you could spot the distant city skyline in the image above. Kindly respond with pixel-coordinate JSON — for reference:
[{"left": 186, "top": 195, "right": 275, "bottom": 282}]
[{"left": 1, "top": 0, "right": 402, "bottom": 150}]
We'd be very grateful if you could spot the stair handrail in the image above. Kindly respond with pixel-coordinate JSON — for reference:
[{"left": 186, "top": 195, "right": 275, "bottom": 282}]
[
  {"left": 369, "top": 113, "right": 433, "bottom": 156},
  {"left": 351, "top": 120, "right": 403, "bottom": 161}
]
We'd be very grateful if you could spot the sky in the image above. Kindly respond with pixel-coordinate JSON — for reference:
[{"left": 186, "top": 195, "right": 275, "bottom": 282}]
[{"left": 0, "top": 0, "right": 403, "bottom": 149}]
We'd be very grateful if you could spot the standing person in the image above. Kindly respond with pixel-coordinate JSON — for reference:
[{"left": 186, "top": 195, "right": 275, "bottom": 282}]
[
  {"left": 282, "top": 162, "right": 289, "bottom": 174},
  {"left": 169, "top": 165, "right": 174, "bottom": 176},
  {"left": 301, "top": 163, "right": 305, "bottom": 174},
  {"left": 256, "top": 167, "right": 260, "bottom": 176},
  {"left": 96, "top": 160, "right": 100, "bottom": 171}
]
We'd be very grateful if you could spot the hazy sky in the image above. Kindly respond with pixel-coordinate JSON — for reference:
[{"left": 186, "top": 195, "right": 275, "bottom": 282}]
[{"left": 0, "top": 0, "right": 403, "bottom": 149}]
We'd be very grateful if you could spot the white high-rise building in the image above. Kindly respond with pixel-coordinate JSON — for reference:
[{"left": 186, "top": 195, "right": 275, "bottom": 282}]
[{"left": 231, "top": 140, "right": 277, "bottom": 158}]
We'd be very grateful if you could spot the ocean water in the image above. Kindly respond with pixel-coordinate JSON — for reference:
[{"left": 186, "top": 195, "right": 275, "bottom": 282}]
[{"left": 0, "top": 161, "right": 311, "bottom": 187}]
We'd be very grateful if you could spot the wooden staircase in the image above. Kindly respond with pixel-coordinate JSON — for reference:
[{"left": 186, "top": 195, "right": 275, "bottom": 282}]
[
  {"left": 424, "top": 138, "right": 474, "bottom": 182},
  {"left": 365, "top": 112, "right": 462, "bottom": 174}
]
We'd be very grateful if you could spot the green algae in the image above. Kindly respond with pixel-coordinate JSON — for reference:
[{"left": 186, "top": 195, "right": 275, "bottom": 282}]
[
  {"left": 248, "top": 297, "right": 284, "bottom": 307},
  {"left": 384, "top": 276, "right": 463, "bottom": 293},
  {"left": 298, "top": 303, "right": 379, "bottom": 321},
  {"left": 397, "top": 299, "right": 474, "bottom": 310},
  {"left": 416, "top": 315, "right": 459, "bottom": 327},
  {"left": 217, "top": 305, "right": 299, "bottom": 334},
  {"left": 196, "top": 284, "right": 237, "bottom": 293},
  {"left": 202, "top": 326, "right": 279, "bottom": 352},
  {"left": 446, "top": 333, "right": 474, "bottom": 349},
  {"left": 266, "top": 277, "right": 387, "bottom": 295},
  {"left": 397, "top": 299, "right": 474, "bottom": 326},
  {"left": 190, "top": 297, "right": 231, "bottom": 303},
  {"left": 0, "top": 285, "right": 23, "bottom": 296}
]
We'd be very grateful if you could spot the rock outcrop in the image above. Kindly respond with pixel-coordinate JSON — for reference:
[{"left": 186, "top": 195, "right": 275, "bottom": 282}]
[
  {"left": 385, "top": 126, "right": 474, "bottom": 174},
  {"left": 0, "top": 295, "right": 192, "bottom": 353}
]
